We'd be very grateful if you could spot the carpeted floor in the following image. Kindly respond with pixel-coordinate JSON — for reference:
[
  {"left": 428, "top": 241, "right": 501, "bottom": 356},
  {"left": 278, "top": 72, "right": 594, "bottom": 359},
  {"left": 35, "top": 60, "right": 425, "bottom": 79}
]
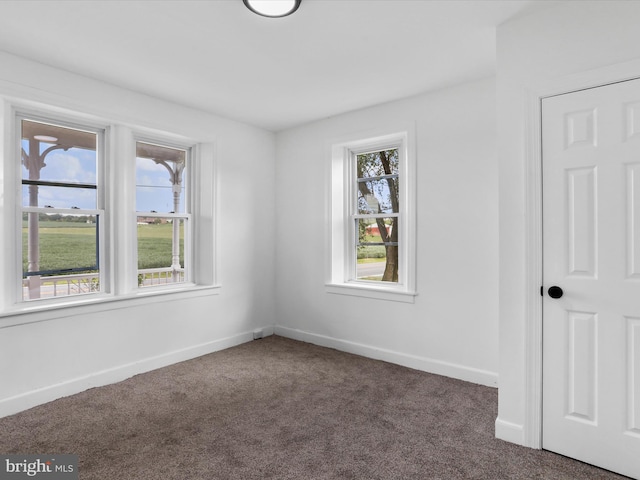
[{"left": 0, "top": 336, "right": 630, "bottom": 479}]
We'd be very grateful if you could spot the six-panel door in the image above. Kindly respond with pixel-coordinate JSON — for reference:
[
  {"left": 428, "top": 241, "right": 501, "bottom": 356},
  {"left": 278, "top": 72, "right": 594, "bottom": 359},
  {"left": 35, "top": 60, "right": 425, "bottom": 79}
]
[{"left": 542, "top": 78, "right": 640, "bottom": 479}]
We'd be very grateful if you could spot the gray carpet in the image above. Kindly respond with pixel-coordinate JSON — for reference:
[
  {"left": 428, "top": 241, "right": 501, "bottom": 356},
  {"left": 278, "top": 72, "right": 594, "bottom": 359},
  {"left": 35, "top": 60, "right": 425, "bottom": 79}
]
[{"left": 0, "top": 336, "right": 629, "bottom": 479}]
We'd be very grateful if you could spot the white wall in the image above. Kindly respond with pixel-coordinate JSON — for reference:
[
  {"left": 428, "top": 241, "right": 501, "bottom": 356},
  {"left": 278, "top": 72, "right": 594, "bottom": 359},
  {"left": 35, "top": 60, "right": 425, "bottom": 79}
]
[
  {"left": 496, "top": 0, "right": 640, "bottom": 445},
  {"left": 0, "top": 52, "right": 277, "bottom": 416},
  {"left": 275, "top": 78, "right": 499, "bottom": 386}
]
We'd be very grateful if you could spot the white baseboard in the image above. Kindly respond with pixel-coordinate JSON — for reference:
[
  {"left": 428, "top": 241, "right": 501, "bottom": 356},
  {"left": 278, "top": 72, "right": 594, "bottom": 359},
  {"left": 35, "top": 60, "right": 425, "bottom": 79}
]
[
  {"left": 0, "top": 328, "right": 269, "bottom": 418},
  {"left": 495, "top": 417, "right": 525, "bottom": 446},
  {"left": 274, "top": 326, "right": 498, "bottom": 387}
]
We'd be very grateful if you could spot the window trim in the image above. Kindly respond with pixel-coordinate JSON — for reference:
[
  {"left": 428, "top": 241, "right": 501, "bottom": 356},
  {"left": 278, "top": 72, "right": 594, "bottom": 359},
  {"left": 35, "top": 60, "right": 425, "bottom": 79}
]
[
  {"left": 0, "top": 101, "right": 219, "bottom": 325},
  {"left": 326, "top": 125, "right": 417, "bottom": 303}
]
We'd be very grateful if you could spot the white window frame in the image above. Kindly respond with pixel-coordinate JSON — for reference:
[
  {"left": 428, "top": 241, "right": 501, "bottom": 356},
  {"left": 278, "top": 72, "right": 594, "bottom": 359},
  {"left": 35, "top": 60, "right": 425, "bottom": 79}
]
[
  {"left": 326, "top": 126, "right": 417, "bottom": 303},
  {"left": 0, "top": 101, "right": 219, "bottom": 325},
  {"left": 15, "top": 113, "right": 108, "bottom": 305}
]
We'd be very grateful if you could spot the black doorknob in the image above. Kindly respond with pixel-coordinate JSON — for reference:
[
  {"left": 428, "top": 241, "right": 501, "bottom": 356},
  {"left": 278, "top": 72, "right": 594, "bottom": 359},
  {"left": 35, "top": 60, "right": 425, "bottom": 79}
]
[{"left": 548, "top": 286, "right": 563, "bottom": 299}]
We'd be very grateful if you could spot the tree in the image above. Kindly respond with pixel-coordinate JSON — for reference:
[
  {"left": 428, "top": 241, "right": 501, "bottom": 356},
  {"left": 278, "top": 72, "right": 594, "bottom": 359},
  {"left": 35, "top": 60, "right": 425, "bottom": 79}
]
[{"left": 356, "top": 149, "right": 399, "bottom": 282}]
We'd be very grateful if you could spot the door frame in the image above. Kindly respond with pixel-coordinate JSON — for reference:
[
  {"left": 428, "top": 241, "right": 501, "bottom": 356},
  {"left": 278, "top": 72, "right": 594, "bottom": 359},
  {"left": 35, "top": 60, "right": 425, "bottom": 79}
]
[{"left": 523, "top": 58, "right": 640, "bottom": 449}]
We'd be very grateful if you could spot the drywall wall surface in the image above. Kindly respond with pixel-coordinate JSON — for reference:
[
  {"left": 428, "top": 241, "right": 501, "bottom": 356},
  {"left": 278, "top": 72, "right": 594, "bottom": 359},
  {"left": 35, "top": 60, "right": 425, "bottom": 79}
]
[
  {"left": 0, "top": 52, "right": 277, "bottom": 415},
  {"left": 496, "top": 0, "right": 640, "bottom": 445},
  {"left": 275, "top": 77, "right": 499, "bottom": 386}
]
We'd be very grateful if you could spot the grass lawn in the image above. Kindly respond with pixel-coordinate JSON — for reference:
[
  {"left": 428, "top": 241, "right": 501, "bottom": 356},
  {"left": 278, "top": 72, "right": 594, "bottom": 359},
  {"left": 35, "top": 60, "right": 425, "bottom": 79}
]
[
  {"left": 357, "top": 257, "right": 385, "bottom": 264},
  {"left": 22, "top": 221, "right": 182, "bottom": 273},
  {"left": 137, "top": 223, "right": 184, "bottom": 269}
]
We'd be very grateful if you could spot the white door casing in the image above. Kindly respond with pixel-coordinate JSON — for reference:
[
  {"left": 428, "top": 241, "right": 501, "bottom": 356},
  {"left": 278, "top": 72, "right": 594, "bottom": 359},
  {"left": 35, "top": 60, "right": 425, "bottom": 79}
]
[{"left": 542, "top": 78, "right": 640, "bottom": 479}]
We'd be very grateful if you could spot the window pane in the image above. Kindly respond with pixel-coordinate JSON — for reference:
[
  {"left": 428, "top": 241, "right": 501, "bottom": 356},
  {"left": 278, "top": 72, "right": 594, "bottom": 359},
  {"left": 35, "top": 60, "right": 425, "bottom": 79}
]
[
  {"left": 356, "top": 217, "right": 399, "bottom": 283},
  {"left": 357, "top": 149, "right": 399, "bottom": 179},
  {"left": 137, "top": 217, "right": 185, "bottom": 287},
  {"left": 136, "top": 142, "right": 186, "bottom": 213},
  {"left": 357, "top": 176, "right": 399, "bottom": 214},
  {"left": 22, "top": 212, "right": 100, "bottom": 300},
  {"left": 356, "top": 149, "right": 399, "bottom": 215},
  {"left": 21, "top": 120, "right": 98, "bottom": 208}
]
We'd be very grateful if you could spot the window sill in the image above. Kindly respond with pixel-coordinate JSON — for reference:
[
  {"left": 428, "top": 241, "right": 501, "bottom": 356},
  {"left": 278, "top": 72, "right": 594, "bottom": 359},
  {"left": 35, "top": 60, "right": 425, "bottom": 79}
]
[
  {"left": 0, "top": 284, "right": 221, "bottom": 329},
  {"left": 325, "top": 283, "right": 417, "bottom": 303}
]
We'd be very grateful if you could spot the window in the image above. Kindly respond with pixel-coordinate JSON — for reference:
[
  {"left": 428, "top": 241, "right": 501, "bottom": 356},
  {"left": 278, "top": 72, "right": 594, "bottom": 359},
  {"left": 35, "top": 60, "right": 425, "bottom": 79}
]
[
  {"left": 20, "top": 118, "right": 103, "bottom": 301},
  {"left": 327, "top": 128, "right": 416, "bottom": 302},
  {"left": 1, "top": 106, "right": 217, "bottom": 316},
  {"left": 135, "top": 141, "right": 190, "bottom": 288}
]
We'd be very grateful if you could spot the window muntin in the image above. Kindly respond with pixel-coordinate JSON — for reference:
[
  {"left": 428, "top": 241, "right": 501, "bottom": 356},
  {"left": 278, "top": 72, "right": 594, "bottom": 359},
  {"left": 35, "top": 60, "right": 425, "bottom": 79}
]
[
  {"left": 353, "top": 149, "right": 400, "bottom": 283},
  {"left": 20, "top": 119, "right": 103, "bottom": 301},
  {"left": 135, "top": 141, "right": 189, "bottom": 288}
]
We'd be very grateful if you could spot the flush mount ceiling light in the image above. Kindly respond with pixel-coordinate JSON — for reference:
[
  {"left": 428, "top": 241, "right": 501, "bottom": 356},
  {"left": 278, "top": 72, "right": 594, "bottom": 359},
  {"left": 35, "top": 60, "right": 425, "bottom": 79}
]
[{"left": 243, "top": 0, "right": 301, "bottom": 18}]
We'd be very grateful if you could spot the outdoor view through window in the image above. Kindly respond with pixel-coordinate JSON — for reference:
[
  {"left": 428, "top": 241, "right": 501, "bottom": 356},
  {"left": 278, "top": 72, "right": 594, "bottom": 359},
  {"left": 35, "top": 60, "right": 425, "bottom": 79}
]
[
  {"left": 135, "top": 142, "right": 188, "bottom": 287},
  {"left": 20, "top": 119, "right": 100, "bottom": 301},
  {"left": 355, "top": 148, "right": 399, "bottom": 282},
  {"left": 19, "top": 120, "right": 190, "bottom": 302}
]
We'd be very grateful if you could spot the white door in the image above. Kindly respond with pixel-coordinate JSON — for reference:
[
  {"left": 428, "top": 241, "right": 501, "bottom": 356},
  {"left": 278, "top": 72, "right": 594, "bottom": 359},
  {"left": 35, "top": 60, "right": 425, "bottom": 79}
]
[{"left": 542, "top": 78, "right": 640, "bottom": 479}]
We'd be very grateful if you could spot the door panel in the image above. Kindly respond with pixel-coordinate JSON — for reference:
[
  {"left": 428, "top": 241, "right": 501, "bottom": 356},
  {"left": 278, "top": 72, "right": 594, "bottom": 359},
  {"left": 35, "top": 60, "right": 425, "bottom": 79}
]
[
  {"left": 628, "top": 164, "right": 640, "bottom": 278},
  {"left": 542, "top": 78, "right": 640, "bottom": 479},
  {"left": 566, "top": 167, "right": 597, "bottom": 277},
  {"left": 566, "top": 310, "right": 598, "bottom": 423}
]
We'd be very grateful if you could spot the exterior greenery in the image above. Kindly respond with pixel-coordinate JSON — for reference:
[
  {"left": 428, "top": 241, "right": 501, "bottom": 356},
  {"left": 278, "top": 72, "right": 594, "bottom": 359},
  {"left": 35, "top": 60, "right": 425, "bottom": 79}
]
[{"left": 22, "top": 220, "right": 183, "bottom": 274}]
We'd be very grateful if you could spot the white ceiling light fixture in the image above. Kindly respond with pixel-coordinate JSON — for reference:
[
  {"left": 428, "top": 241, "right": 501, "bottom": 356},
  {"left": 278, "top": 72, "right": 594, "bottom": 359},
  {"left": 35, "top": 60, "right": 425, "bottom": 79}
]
[{"left": 243, "top": 0, "right": 301, "bottom": 18}]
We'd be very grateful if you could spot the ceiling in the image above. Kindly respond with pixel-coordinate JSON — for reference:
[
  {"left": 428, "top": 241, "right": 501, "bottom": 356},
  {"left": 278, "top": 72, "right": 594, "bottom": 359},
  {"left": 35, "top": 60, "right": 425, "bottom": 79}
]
[{"left": 0, "top": 0, "right": 558, "bottom": 132}]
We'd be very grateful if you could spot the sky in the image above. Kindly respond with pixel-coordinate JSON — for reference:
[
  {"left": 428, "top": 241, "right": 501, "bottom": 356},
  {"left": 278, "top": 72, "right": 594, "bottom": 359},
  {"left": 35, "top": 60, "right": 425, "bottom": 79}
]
[{"left": 136, "top": 157, "right": 185, "bottom": 213}]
